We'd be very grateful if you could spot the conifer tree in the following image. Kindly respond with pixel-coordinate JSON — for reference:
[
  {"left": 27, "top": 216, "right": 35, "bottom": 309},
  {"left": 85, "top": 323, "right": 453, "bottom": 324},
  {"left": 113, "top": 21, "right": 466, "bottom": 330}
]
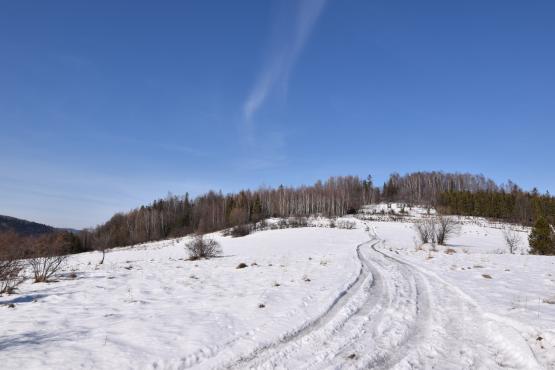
[{"left": 529, "top": 216, "right": 555, "bottom": 255}]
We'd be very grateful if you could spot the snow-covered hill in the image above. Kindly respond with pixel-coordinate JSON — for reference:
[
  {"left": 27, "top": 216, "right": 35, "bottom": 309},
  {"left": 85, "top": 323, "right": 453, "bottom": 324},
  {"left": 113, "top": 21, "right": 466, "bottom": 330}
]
[{"left": 1, "top": 207, "right": 554, "bottom": 369}]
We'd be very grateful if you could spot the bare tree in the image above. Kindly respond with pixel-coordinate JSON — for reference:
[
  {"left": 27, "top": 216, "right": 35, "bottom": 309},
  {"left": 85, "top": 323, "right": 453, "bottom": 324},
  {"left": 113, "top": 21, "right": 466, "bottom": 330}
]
[
  {"left": 96, "top": 231, "right": 111, "bottom": 265},
  {"left": 503, "top": 229, "right": 522, "bottom": 254},
  {"left": 436, "top": 216, "right": 459, "bottom": 245},
  {"left": 186, "top": 235, "right": 222, "bottom": 260}
]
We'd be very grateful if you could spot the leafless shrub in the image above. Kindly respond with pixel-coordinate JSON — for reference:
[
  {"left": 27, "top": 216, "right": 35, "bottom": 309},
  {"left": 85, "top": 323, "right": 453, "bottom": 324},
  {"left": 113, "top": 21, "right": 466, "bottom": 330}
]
[
  {"left": 256, "top": 220, "right": 268, "bottom": 231},
  {"left": 336, "top": 220, "right": 356, "bottom": 229},
  {"left": 285, "top": 217, "right": 308, "bottom": 228},
  {"left": 185, "top": 235, "right": 222, "bottom": 260},
  {"left": 414, "top": 218, "right": 436, "bottom": 244},
  {"left": 0, "top": 233, "right": 25, "bottom": 294},
  {"left": 231, "top": 224, "right": 252, "bottom": 237},
  {"left": 430, "top": 238, "right": 437, "bottom": 252},
  {"left": 436, "top": 216, "right": 459, "bottom": 245},
  {"left": 503, "top": 229, "right": 522, "bottom": 254},
  {"left": 414, "top": 216, "right": 458, "bottom": 246},
  {"left": 28, "top": 240, "right": 68, "bottom": 283},
  {"left": 287, "top": 217, "right": 301, "bottom": 228},
  {"left": 0, "top": 257, "right": 24, "bottom": 294}
]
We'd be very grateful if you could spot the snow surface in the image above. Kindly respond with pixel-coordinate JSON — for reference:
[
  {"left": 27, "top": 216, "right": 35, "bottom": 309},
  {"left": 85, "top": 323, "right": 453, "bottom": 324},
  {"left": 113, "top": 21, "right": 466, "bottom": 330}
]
[{"left": 1, "top": 206, "right": 554, "bottom": 369}]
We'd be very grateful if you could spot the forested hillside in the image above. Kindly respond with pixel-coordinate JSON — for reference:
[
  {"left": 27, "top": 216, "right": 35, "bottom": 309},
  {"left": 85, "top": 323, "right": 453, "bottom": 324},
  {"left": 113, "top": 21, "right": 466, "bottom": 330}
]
[
  {"left": 2, "top": 172, "right": 552, "bottom": 255},
  {"left": 80, "top": 172, "right": 554, "bottom": 251},
  {"left": 0, "top": 215, "right": 55, "bottom": 236},
  {"left": 379, "top": 171, "right": 554, "bottom": 225},
  {"left": 438, "top": 190, "right": 555, "bottom": 225},
  {"left": 79, "top": 176, "right": 377, "bottom": 250}
]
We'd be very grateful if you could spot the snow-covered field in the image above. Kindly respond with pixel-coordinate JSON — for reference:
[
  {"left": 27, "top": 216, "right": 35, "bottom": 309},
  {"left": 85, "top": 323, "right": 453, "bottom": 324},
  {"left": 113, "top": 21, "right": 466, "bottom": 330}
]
[{"left": 1, "top": 208, "right": 555, "bottom": 369}]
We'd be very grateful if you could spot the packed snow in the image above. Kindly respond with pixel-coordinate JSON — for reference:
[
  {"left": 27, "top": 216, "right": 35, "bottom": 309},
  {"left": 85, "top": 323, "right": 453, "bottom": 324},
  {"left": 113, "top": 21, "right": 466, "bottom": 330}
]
[{"left": 1, "top": 206, "right": 554, "bottom": 369}]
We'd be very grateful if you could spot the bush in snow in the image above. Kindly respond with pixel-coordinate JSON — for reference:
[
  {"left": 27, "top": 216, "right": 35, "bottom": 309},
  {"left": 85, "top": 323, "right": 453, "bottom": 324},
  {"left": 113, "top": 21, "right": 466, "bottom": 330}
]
[
  {"left": 287, "top": 217, "right": 301, "bottom": 228},
  {"left": 255, "top": 220, "right": 268, "bottom": 231},
  {"left": 0, "top": 257, "right": 24, "bottom": 294},
  {"left": 186, "top": 235, "right": 222, "bottom": 260},
  {"left": 414, "top": 216, "right": 458, "bottom": 246},
  {"left": 28, "top": 241, "right": 68, "bottom": 283},
  {"left": 231, "top": 224, "right": 252, "bottom": 237},
  {"left": 414, "top": 218, "right": 436, "bottom": 244},
  {"left": 502, "top": 229, "right": 522, "bottom": 254},
  {"left": 336, "top": 220, "right": 356, "bottom": 229},
  {"left": 287, "top": 217, "right": 308, "bottom": 228},
  {"left": 436, "top": 216, "right": 459, "bottom": 245},
  {"left": 0, "top": 233, "right": 25, "bottom": 294}
]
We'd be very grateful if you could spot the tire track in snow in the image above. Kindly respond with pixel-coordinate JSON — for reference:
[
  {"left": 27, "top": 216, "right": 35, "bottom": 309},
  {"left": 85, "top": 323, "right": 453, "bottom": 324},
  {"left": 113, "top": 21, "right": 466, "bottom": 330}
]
[
  {"left": 221, "top": 235, "right": 437, "bottom": 369},
  {"left": 367, "top": 232, "right": 542, "bottom": 370},
  {"left": 221, "top": 239, "right": 383, "bottom": 369},
  {"left": 176, "top": 239, "right": 379, "bottom": 369},
  {"left": 185, "top": 226, "right": 544, "bottom": 369}
]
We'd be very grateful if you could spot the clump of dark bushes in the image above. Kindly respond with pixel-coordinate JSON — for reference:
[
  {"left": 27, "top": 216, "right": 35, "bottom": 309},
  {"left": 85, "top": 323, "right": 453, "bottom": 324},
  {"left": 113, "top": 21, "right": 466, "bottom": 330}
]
[
  {"left": 230, "top": 224, "right": 252, "bottom": 237},
  {"left": 186, "top": 235, "right": 222, "bottom": 260}
]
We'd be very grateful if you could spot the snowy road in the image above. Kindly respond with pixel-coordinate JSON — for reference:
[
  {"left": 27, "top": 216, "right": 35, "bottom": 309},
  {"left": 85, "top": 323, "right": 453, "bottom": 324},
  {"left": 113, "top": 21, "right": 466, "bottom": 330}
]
[{"left": 221, "top": 232, "right": 542, "bottom": 369}]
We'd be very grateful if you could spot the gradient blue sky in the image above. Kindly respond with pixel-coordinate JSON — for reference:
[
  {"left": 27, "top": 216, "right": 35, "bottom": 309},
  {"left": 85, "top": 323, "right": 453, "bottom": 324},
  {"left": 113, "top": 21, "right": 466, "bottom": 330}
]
[{"left": 1, "top": 0, "right": 554, "bottom": 228}]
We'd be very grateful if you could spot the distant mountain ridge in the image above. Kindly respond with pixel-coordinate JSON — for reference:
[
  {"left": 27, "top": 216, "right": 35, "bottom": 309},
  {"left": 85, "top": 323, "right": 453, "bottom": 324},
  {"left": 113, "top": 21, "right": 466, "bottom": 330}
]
[{"left": 0, "top": 215, "right": 55, "bottom": 236}]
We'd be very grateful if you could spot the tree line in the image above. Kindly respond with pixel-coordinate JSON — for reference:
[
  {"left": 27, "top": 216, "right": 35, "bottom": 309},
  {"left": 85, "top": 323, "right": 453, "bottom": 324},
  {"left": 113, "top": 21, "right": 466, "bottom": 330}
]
[
  {"left": 1, "top": 171, "right": 553, "bottom": 257},
  {"left": 381, "top": 171, "right": 554, "bottom": 226},
  {"left": 79, "top": 175, "right": 379, "bottom": 251},
  {"left": 438, "top": 189, "right": 555, "bottom": 225},
  {"left": 0, "top": 231, "right": 84, "bottom": 260},
  {"left": 381, "top": 171, "right": 499, "bottom": 204}
]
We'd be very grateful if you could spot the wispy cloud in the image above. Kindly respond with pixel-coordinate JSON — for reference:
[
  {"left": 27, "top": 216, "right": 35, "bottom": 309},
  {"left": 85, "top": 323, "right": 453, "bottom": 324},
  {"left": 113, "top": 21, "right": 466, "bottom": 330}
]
[{"left": 243, "top": 0, "right": 327, "bottom": 122}]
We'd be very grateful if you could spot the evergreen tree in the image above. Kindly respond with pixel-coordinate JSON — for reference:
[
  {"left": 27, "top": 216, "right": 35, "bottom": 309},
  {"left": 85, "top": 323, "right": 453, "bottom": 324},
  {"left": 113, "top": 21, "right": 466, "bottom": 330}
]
[
  {"left": 250, "top": 195, "right": 263, "bottom": 222},
  {"left": 529, "top": 216, "right": 555, "bottom": 255}
]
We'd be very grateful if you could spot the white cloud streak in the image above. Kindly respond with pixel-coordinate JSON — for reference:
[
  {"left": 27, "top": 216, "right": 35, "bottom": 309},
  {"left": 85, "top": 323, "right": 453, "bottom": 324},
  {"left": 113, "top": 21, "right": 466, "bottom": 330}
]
[{"left": 243, "top": 0, "right": 327, "bottom": 122}]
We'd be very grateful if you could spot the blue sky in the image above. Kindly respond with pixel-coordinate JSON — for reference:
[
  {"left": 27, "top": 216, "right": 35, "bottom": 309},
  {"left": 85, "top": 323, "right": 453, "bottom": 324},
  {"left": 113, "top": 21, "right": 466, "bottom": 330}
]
[{"left": 1, "top": 0, "right": 554, "bottom": 228}]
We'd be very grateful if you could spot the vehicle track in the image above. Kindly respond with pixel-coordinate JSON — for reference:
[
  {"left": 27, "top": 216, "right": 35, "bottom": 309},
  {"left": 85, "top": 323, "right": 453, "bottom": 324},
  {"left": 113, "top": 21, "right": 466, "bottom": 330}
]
[
  {"left": 194, "top": 227, "right": 543, "bottom": 369},
  {"left": 222, "top": 239, "right": 383, "bottom": 369},
  {"left": 219, "top": 235, "right": 437, "bottom": 369}
]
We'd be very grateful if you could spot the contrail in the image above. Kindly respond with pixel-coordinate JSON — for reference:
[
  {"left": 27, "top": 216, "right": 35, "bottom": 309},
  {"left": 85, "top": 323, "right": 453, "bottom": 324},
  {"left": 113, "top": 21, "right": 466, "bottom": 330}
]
[{"left": 243, "top": 0, "right": 327, "bottom": 122}]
